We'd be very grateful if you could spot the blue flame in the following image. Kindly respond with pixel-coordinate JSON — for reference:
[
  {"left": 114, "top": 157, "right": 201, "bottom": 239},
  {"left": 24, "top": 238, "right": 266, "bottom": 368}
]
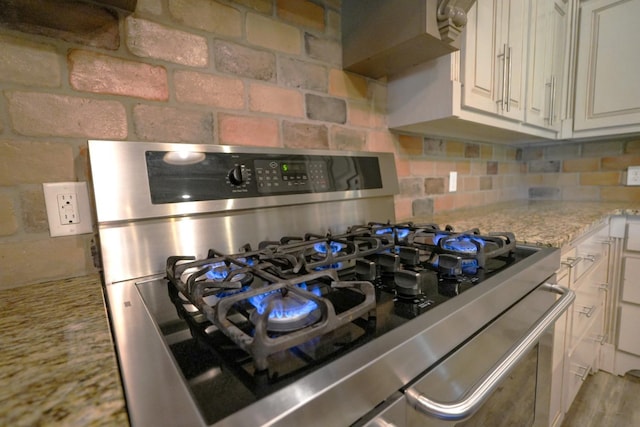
[
  {"left": 397, "top": 228, "right": 410, "bottom": 239},
  {"left": 375, "top": 227, "right": 410, "bottom": 239},
  {"left": 436, "top": 235, "right": 485, "bottom": 253},
  {"left": 204, "top": 257, "right": 254, "bottom": 281},
  {"left": 314, "top": 262, "right": 343, "bottom": 271},
  {"left": 313, "top": 241, "right": 344, "bottom": 255},
  {"left": 375, "top": 227, "right": 392, "bottom": 235},
  {"left": 248, "top": 283, "right": 322, "bottom": 319},
  {"left": 461, "top": 259, "right": 479, "bottom": 274}
]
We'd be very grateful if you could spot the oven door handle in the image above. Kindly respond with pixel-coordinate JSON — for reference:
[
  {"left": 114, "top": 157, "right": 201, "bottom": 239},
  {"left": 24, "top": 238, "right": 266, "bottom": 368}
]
[{"left": 405, "top": 283, "right": 575, "bottom": 421}]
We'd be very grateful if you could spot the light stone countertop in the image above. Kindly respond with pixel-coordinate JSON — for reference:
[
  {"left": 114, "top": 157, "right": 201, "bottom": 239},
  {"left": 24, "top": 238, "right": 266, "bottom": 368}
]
[
  {"left": 0, "top": 275, "right": 128, "bottom": 427},
  {"left": 2, "top": 201, "right": 639, "bottom": 426},
  {"left": 410, "top": 200, "right": 640, "bottom": 248}
]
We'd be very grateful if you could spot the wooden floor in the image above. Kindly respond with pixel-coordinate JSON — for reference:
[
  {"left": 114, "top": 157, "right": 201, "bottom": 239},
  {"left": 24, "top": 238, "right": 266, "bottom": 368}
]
[{"left": 561, "top": 371, "right": 640, "bottom": 427}]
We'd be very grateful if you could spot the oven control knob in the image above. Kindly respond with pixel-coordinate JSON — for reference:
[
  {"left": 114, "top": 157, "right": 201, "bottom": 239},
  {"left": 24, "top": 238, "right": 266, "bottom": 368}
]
[{"left": 228, "top": 165, "right": 247, "bottom": 186}]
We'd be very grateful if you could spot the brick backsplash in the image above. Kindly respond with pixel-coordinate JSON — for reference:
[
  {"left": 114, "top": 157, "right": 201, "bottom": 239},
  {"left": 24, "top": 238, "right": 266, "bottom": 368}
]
[{"left": 0, "top": 0, "right": 629, "bottom": 289}]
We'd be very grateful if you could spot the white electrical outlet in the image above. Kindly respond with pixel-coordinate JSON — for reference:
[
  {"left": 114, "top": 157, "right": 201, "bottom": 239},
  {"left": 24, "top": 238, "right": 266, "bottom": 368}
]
[
  {"left": 43, "top": 182, "right": 93, "bottom": 237},
  {"left": 449, "top": 171, "right": 457, "bottom": 192},
  {"left": 627, "top": 166, "right": 640, "bottom": 186}
]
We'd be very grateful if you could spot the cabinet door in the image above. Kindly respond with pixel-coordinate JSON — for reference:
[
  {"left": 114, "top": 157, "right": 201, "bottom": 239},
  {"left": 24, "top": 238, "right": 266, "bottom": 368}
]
[
  {"left": 525, "top": 0, "right": 569, "bottom": 130},
  {"left": 462, "top": 0, "right": 527, "bottom": 121},
  {"left": 573, "top": 0, "right": 640, "bottom": 132}
]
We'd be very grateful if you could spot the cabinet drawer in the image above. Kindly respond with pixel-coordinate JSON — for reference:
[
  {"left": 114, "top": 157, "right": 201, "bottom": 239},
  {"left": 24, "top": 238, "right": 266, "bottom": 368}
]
[
  {"left": 568, "top": 287, "right": 601, "bottom": 351},
  {"left": 619, "top": 304, "right": 640, "bottom": 356},
  {"left": 626, "top": 223, "right": 640, "bottom": 251},
  {"left": 622, "top": 257, "right": 640, "bottom": 304},
  {"left": 564, "top": 317, "right": 600, "bottom": 413}
]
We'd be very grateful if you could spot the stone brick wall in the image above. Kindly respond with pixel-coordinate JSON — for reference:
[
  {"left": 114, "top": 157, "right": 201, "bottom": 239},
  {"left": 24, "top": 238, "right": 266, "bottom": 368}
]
[
  {"left": 521, "top": 138, "right": 640, "bottom": 202},
  {"left": 0, "top": 0, "right": 527, "bottom": 288}
]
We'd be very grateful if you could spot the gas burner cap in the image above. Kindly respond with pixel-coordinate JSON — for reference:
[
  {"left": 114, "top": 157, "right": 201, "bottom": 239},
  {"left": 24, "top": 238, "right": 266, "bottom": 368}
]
[{"left": 249, "top": 294, "right": 322, "bottom": 332}]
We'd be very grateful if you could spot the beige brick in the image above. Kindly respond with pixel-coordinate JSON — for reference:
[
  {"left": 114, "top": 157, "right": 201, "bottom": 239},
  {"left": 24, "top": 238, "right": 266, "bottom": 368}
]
[
  {"left": 21, "top": 188, "right": 48, "bottom": 233},
  {"left": 480, "top": 144, "right": 493, "bottom": 159},
  {"left": 249, "top": 83, "right": 304, "bottom": 117},
  {"left": 169, "top": 0, "right": 241, "bottom": 37},
  {"left": 283, "top": 121, "right": 328, "bottom": 149},
  {"left": 329, "top": 69, "right": 367, "bottom": 100},
  {"left": 563, "top": 157, "right": 600, "bottom": 172},
  {"left": 445, "top": 140, "right": 465, "bottom": 158},
  {"left": 397, "top": 134, "right": 423, "bottom": 156},
  {"left": 479, "top": 176, "right": 492, "bottom": 190},
  {"left": 326, "top": 8, "right": 340, "bottom": 38},
  {"left": 410, "top": 160, "right": 435, "bottom": 176},
  {"left": 234, "top": 0, "right": 272, "bottom": 13},
  {"left": 0, "top": 237, "right": 94, "bottom": 288},
  {"left": 126, "top": 17, "right": 208, "bottom": 67},
  {"left": 0, "top": 141, "right": 75, "bottom": 185},
  {"left": 461, "top": 176, "right": 480, "bottom": 192},
  {"left": 175, "top": 71, "right": 244, "bottom": 109},
  {"left": 133, "top": 104, "right": 213, "bottom": 143},
  {"left": 215, "top": 41, "right": 276, "bottom": 82},
  {"left": 434, "top": 160, "right": 456, "bottom": 176},
  {"left": 68, "top": 50, "right": 168, "bottom": 101},
  {"left": 580, "top": 172, "right": 621, "bottom": 186},
  {"left": 425, "top": 177, "right": 445, "bottom": 195},
  {"left": 0, "top": 35, "right": 60, "bottom": 87},
  {"left": 624, "top": 139, "right": 640, "bottom": 153},
  {"left": 7, "top": 92, "right": 127, "bottom": 139},
  {"left": 456, "top": 161, "right": 471, "bottom": 175},
  {"left": 305, "top": 33, "right": 341, "bottom": 64},
  {"left": 602, "top": 155, "right": 640, "bottom": 171},
  {"left": 219, "top": 114, "right": 279, "bottom": 147},
  {"left": 347, "top": 100, "right": 385, "bottom": 129},
  {"left": 277, "top": 0, "right": 324, "bottom": 30},
  {"left": 600, "top": 187, "right": 640, "bottom": 202},
  {"left": 279, "top": 57, "right": 327, "bottom": 91},
  {"left": 394, "top": 198, "right": 413, "bottom": 221},
  {"left": 247, "top": 13, "right": 301, "bottom": 54},
  {"left": 0, "top": 193, "right": 18, "bottom": 236},
  {"left": 330, "top": 126, "right": 365, "bottom": 151}
]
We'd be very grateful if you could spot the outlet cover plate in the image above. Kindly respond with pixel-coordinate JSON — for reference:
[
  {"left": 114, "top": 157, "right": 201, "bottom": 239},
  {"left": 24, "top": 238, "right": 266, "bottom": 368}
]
[
  {"left": 449, "top": 171, "right": 457, "bottom": 192},
  {"left": 43, "top": 182, "right": 93, "bottom": 237},
  {"left": 627, "top": 166, "right": 640, "bottom": 186}
]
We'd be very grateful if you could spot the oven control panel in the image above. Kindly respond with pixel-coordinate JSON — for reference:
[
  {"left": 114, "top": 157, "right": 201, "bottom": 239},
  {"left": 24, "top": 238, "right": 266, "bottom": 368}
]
[{"left": 146, "top": 151, "right": 382, "bottom": 204}]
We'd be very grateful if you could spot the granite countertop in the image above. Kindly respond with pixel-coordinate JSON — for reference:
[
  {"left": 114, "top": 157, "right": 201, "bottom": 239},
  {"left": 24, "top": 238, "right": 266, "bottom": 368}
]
[
  {"left": 411, "top": 200, "right": 640, "bottom": 248},
  {"left": 0, "top": 275, "right": 128, "bottom": 427},
  {"left": 2, "top": 201, "right": 639, "bottom": 427}
]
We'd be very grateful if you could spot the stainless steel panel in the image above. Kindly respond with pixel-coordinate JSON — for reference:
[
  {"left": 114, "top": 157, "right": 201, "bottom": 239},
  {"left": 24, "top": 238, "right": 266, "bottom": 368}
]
[
  {"left": 88, "top": 140, "right": 398, "bottom": 223},
  {"left": 99, "top": 197, "right": 395, "bottom": 285}
]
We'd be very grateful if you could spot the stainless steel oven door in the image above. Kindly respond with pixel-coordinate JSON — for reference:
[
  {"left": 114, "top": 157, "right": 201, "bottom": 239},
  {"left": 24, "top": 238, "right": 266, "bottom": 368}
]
[{"left": 359, "top": 284, "right": 574, "bottom": 427}]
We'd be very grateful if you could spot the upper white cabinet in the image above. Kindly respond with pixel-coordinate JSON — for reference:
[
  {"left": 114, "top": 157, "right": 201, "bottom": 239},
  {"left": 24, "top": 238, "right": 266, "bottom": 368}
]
[
  {"left": 572, "top": 0, "right": 640, "bottom": 137},
  {"left": 463, "top": 0, "right": 527, "bottom": 121},
  {"left": 524, "top": 0, "right": 570, "bottom": 131},
  {"left": 388, "top": 0, "right": 572, "bottom": 143}
]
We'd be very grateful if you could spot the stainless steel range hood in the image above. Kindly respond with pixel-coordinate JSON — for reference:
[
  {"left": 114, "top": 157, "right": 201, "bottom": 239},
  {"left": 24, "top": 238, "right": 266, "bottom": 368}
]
[{"left": 342, "top": 0, "right": 476, "bottom": 78}]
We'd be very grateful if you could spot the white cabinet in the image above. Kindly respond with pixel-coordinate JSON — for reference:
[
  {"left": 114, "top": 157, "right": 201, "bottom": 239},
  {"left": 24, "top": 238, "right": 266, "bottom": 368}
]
[
  {"left": 614, "top": 218, "right": 640, "bottom": 375},
  {"left": 462, "top": 0, "right": 527, "bottom": 121},
  {"left": 388, "top": 0, "right": 572, "bottom": 144},
  {"left": 572, "top": 0, "right": 640, "bottom": 137},
  {"left": 559, "top": 221, "right": 609, "bottom": 415},
  {"left": 524, "top": 0, "right": 570, "bottom": 131}
]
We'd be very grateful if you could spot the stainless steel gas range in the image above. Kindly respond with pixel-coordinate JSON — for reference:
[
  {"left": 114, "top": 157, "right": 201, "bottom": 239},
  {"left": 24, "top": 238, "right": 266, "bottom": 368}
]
[{"left": 88, "top": 140, "right": 574, "bottom": 427}]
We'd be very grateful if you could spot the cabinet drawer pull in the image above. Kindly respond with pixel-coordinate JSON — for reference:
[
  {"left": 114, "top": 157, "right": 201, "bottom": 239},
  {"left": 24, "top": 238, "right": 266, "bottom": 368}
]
[
  {"left": 562, "top": 257, "right": 582, "bottom": 268},
  {"left": 583, "top": 254, "right": 596, "bottom": 263},
  {"left": 574, "top": 365, "right": 590, "bottom": 381},
  {"left": 597, "top": 283, "right": 609, "bottom": 292},
  {"left": 594, "top": 334, "right": 607, "bottom": 345},
  {"left": 577, "top": 305, "right": 596, "bottom": 317}
]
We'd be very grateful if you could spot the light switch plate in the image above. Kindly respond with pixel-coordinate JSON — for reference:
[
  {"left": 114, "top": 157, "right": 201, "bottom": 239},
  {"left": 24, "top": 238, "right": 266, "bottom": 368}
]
[
  {"left": 627, "top": 166, "right": 640, "bottom": 186},
  {"left": 43, "top": 182, "right": 93, "bottom": 237},
  {"left": 449, "top": 171, "right": 457, "bottom": 192}
]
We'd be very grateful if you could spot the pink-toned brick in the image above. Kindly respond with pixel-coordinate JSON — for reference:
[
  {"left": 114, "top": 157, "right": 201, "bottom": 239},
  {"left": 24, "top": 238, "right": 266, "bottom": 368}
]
[
  {"left": 434, "top": 194, "right": 455, "bottom": 212},
  {"left": 395, "top": 158, "right": 411, "bottom": 177},
  {"left": 394, "top": 197, "right": 413, "bottom": 221},
  {"left": 246, "top": 13, "right": 301, "bottom": 54},
  {"left": 0, "top": 35, "right": 60, "bottom": 87},
  {"left": 219, "top": 114, "right": 279, "bottom": 147},
  {"left": 175, "top": 70, "right": 244, "bottom": 109},
  {"left": 367, "top": 130, "right": 396, "bottom": 153},
  {"left": 329, "top": 69, "right": 368, "bottom": 100},
  {"left": 126, "top": 17, "right": 208, "bottom": 67},
  {"left": 68, "top": 50, "right": 168, "bottom": 101},
  {"left": 133, "top": 104, "right": 213, "bottom": 143},
  {"left": 277, "top": 0, "right": 325, "bottom": 30},
  {"left": 410, "top": 160, "right": 435, "bottom": 176},
  {"left": 169, "top": 0, "right": 242, "bottom": 37},
  {"left": 347, "top": 100, "right": 385, "bottom": 129},
  {"left": 249, "top": 83, "right": 304, "bottom": 117},
  {"left": 7, "top": 91, "right": 127, "bottom": 139}
]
